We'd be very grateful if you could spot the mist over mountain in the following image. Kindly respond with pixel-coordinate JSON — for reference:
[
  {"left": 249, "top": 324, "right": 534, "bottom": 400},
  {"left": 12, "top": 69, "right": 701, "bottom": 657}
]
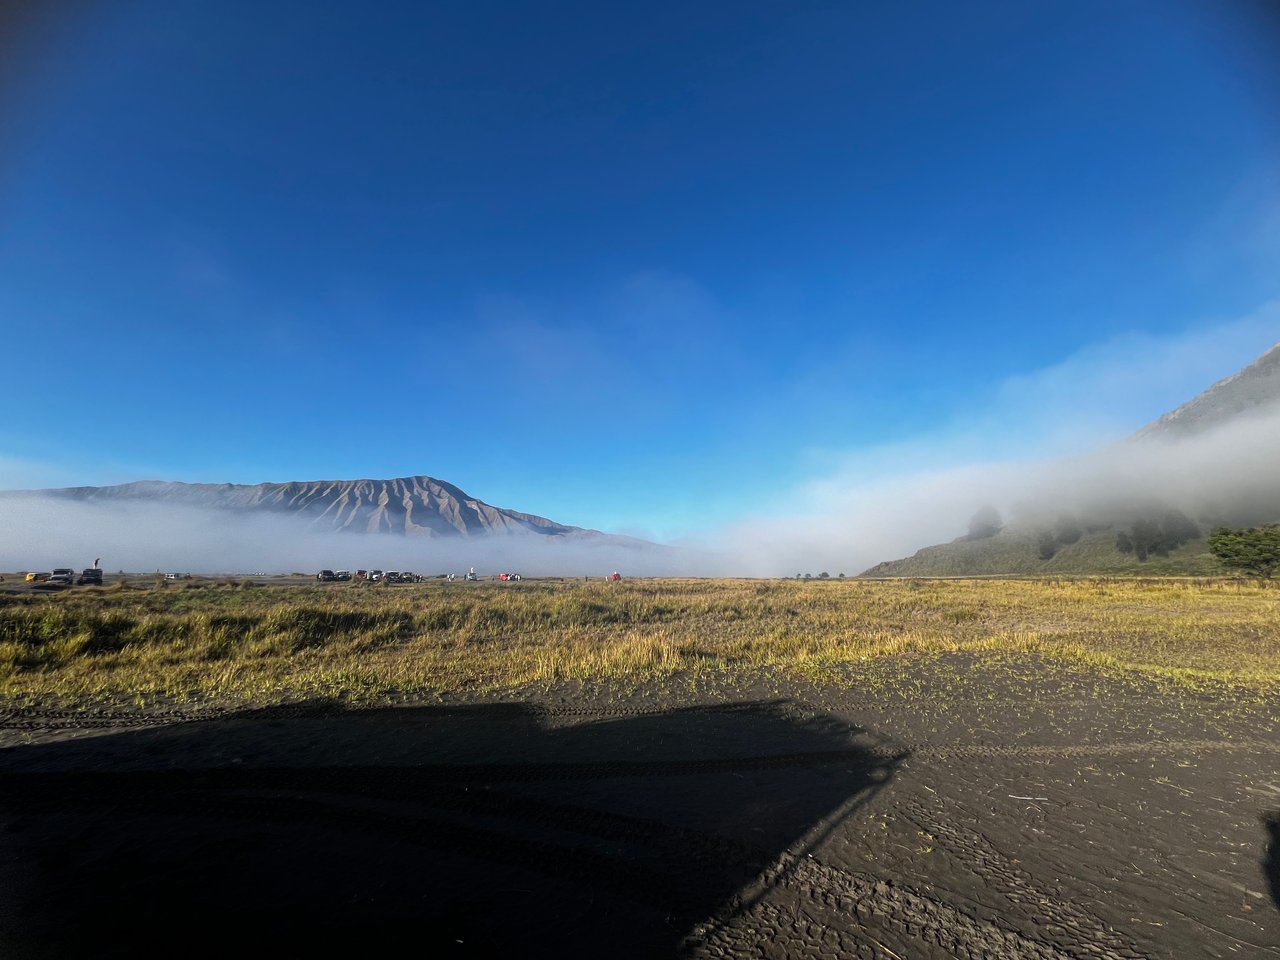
[
  {"left": 0, "top": 475, "right": 670, "bottom": 575},
  {"left": 5, "top": 341, "right": 1278, "bottom": 579},
  {"left": 16, "top": 475, "right": 597, "bottom": 540},
  {"left": 862, "top": 342, "right": 1280, "bottom": 577}
]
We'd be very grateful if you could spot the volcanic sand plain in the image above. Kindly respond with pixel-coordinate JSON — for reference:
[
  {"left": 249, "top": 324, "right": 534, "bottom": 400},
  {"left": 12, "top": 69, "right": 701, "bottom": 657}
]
[{"left": 0, "top": 577, "right": 1277, "bottom": 958}]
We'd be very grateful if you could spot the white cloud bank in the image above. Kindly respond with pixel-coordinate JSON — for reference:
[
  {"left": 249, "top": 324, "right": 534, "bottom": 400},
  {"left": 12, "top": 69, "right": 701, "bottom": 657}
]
[
  {"left": 709, "top": 406, "right": 1280, "bottom": 576},
  {"left": 0, "top": 497, "right": 709, "bottom": 577},
  {"left": 704, "top": 303, "right": 1280, "bottom": 575},
  {"left": 0, "top": 304, "right": 1276, "bottom": 578}
]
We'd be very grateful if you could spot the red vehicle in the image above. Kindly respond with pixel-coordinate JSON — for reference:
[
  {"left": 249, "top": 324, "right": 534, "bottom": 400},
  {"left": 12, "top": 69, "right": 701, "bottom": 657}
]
[
  {"left": 608, "top": 572, "right": 621, "bottom": 582},
  {"left": 498, "top": 573, "right": 522, "bottom": 582}
]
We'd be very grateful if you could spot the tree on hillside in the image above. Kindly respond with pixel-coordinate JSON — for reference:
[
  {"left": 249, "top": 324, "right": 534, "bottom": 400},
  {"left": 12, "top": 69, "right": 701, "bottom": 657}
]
[
  {"left": 1128, "top": 518, "right": 1163, "bottom": 561},
  {"left": 1161, "top": 509, "right": 1200, "bottom": 548},
  {"left": 1208, "top": 524, "right": 1280, "bottom": 578},
  {"left": 1114, "top": 510, "right": 1201, "bottom": 561},
  {"left": 967, "top": 505, "right": 1003, "bottom": 540}
]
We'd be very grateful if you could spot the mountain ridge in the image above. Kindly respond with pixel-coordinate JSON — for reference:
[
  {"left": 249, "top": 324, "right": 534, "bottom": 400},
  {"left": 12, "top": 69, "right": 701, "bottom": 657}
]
[
  {"left": 1132, "top": 341, "right": 1280, "bottom": 440},
  {"left": 4, "top": 474, "right": 647, "bottom": 545}
]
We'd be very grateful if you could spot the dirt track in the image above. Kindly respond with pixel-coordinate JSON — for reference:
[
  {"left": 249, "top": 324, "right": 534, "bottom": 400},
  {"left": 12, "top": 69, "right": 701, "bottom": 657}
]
[{"left": 1, "top": 656, "right": 1277, "bottom": 958}]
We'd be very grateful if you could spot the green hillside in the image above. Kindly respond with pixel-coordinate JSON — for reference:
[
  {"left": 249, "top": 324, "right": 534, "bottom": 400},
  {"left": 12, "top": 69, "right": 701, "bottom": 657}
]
[
  {"left": 860, "top": 528, "right": 1228, "bottom": 578},
  {"left": 862, "top": 341, "right": 1280, "bottom": 579}
]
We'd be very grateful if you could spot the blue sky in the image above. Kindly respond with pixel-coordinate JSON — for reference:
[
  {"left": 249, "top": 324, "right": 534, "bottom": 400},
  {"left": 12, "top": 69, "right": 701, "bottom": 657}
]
[{"left": 1, "top": 0, "right": 1278, "bottom": 539}]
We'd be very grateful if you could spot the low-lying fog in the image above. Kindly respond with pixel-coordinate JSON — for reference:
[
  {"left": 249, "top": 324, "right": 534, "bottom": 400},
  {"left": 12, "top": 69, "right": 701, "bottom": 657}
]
[
  {"left": 709, "top": 405, "right": 1280, "bottom": 576},
  {"left": 0, "top": 498, "right": 703, "bottom": 578},
  {"left": 2, "top": 317, "right": 1277, "bottom": 578},
  {"left": 1, "top": 404, "right": 1275, "bottom": 578}
]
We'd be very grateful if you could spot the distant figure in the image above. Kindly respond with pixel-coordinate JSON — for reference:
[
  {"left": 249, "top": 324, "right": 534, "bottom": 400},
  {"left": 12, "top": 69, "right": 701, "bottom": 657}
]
[{"left": 93, "top": 558, "right": 100, "bottom": 570}]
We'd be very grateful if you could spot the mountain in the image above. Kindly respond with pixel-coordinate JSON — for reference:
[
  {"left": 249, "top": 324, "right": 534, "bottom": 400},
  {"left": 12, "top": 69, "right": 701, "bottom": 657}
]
[
  {"left": 862, "top": 342, "right": 1280, "bottom": 578},
  {"left": 6, "top": 475, "right": 642, "bottom": 544},
  {"left": 1133, "top": 341, "right": 1280, "bottom": 440}
]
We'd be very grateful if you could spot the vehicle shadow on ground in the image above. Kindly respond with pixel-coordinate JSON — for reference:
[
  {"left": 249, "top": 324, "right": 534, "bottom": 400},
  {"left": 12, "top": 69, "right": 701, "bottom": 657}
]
[
  {"left": 1266, "top": 812, "right": 1280, "bottom": 912},
  {"left": 0, "top": 700, "right": 903, "bottom": 959}
]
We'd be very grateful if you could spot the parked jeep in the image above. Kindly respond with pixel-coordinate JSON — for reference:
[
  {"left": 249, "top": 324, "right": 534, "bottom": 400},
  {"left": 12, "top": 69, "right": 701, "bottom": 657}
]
[
  {"left": 77, "top": 569, "right": 104, "bottom": 586},
  {"left": 317, "top": 570, "right": 337, "bottom": 582}
]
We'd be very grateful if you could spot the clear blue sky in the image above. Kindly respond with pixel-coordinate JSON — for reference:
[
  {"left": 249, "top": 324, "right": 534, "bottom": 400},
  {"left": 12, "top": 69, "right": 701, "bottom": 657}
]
[{"left": 1, "top": 0, "right": 1277, "bottom": 537}]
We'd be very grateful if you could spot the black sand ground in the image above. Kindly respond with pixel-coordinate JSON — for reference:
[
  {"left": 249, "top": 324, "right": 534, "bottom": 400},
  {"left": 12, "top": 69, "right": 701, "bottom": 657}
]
[{"left": 1, "top": 654, "right": 1277, "bottom": 958}]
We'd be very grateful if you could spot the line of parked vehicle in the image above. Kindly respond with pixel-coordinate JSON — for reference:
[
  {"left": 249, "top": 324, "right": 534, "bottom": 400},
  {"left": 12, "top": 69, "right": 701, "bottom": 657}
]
[
  {"left": 316, "top": 569, "right": 426, "bottom": 584},
  {"left": 315, "top": 569, "right": 527, "bottom": 583},
  {"left": 23, "top": 567, "right": 103, "bottom": 587}
]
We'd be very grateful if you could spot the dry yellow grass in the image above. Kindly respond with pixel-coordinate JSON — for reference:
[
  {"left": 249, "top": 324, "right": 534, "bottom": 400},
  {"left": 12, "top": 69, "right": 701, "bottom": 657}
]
[{"left": 1, "top": 577, "right": 1277, "bottom": 704}]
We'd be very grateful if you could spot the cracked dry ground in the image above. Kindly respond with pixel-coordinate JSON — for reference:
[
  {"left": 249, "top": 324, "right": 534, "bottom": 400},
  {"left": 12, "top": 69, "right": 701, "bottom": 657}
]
[{"left": 1, "top": 653, "right": 1278, "bottom": 958}]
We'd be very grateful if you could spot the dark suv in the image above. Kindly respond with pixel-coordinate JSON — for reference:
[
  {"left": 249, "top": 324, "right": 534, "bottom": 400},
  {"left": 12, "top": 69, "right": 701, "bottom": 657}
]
[
  {"left": 77, "top": 569, "right": 104, "bottom": 586},
  {"left": 317, "top": 570, "right": 337, "bottom": 582}
]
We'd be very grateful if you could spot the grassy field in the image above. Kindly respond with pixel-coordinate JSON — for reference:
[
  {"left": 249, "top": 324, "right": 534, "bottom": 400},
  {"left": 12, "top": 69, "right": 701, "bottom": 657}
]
[{"left": 1, "top": 577, "right": 1277, "bottom": 705}]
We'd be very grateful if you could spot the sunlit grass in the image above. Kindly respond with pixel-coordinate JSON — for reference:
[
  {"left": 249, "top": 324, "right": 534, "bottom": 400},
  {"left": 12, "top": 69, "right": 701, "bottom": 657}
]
[{"left": 0, "top": 577, "right": 1276, "bottom": 704}]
